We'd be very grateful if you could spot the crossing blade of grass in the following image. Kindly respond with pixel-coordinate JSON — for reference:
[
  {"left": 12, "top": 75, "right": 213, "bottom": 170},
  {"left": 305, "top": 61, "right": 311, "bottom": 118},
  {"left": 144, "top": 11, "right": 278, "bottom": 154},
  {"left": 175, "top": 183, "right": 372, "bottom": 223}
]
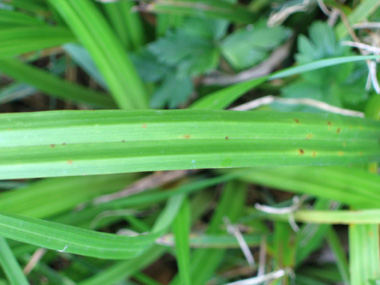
[
  {"left": 189, "top": 181, "right": 246, "bottom": 285},
  {"left": 233, "top": 166, "right": 380, "bottom": 209},
  {"left": 172, "top": 196, "right": 191, "bottom": 285},
  {"left": 102, "top": 1, "right": 145, "bottom": 50},
  {"left": 192, "top": 55, "right": 380, "bottom": 109},
  {"left": 0, "top": 9, "right": 45, "bottom": 27},
  {"left": 0, "top": 26, "right": 76, "bottom": 58},
  {"left": 1, "top": 109, "right": 380, "bottom": 179},
  {"left": 0, "top": 237, "right": 29, "bottom": 285},
  {"left": 349, "top": 224, "right": 380, "bottom": 284},
  {"left": 0, "top": 211, "right": 159, "bottom": 259},
  {"left": 49, "top": 0, "right": 148, "bottom": 109},
  {"left": 79, "top": 246, "right": 165, "bottom": 285},
  {"left": 0, "top": 174, "right": 136, "bottom": 218},
  {"left": 335, "top": 0, "right": 380, "bottom": 39},
  {"left": 326, "top": 227, "right": 350, "bottom": 285},
  {"left": 143, "top": 0, "right": 257, "bottom": 23},
  {"left": 0, "top": 59, "right": 115, "bottom": 108}
]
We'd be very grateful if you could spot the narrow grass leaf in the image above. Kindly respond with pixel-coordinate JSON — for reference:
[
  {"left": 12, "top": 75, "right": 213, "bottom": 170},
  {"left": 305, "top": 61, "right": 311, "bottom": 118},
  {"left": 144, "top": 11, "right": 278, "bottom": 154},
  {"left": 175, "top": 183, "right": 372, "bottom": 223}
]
[
  {"left": 349, "top": 224, "right": 380, "bottom": 284},
  {"left": 0, "top": 26, "right": 75, "bottom": 58},
  {"left": 1, "top": 110, "right": 379, "bottom": 179},
  {"left": 0, "top": 59, "right": 115, "bottom": 108},
  {"left": 0, "top": 238, "right": 28, "bottom": 285},
  {"left": 0, "top": 9, "right": 45, "bottom": 27},
  {"left": 173, "top": 197, "right": 191, "bottom": 285},
  {"left": 0, "top": 212, "right": 159, "bottom": 259},
  {"left": 49, "top": 0, "right": 148, "bottom": 109},
  {"left": 194, "top": 55, "right": 380, "bottom": 110},
  {"left": 326, "top": 227, "right": 350, "bottom": 285}
]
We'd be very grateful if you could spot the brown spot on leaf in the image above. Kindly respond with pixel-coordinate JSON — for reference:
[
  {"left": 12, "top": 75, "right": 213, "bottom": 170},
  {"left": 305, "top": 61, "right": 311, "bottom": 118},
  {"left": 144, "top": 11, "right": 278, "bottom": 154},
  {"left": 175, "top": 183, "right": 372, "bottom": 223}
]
[
  {"left": 67, "top": 160, "right": 73, "bottom": 165},
  {"left": 225, "top": 136, "right": 229, "bottom": 140},
  {"left": 50, "top": 144, "right": 55, "bottom": 148},
  {"left": 294, "top": 119, "right": 300, "bottom": 124},
  {"left": 122, "top": 140, "right": 125, "bottom": 143},
  {"left": 338, "top": 151, "right": 344, "bottom": 156},
  {"left": 312, "top": 151, "right": 316, "bottom": 158},
  {"left": 142, "top": 124, "right": 146, "bottom": 128},
  {"left": 184, "top": 134, "right": 191, "bottom": 139},
  {"left": 306, "top": 134, "right": 312, "bottom": 140},
  {"left": 327, "top": 121, "right": 332, "bottom": 126},
  {"left": 336, "top": 128, "right": 341, "bottom": 134},
  {"left": 62, "top": 143, "right": 66, "bottom": 146},
  {"left": 299, "top": 149, "right": 304, "bottom": 155}
]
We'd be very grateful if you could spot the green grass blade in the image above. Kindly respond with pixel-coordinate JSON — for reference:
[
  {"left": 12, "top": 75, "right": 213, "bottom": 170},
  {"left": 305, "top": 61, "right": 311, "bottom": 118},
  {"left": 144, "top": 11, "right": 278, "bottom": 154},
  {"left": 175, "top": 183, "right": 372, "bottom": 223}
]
[
  {"left": 0, "top": 238, "right": 29, "bottom": 285},
  {"left": 0, "top": 26, "right": 75, "bottom": 58},
  {"left": 0, "top": 174, "right": 136, "bottom": 218},
  {"left": 0, "top": 58, "right": 115, "bottom": 108},
  {"left": 262, "top": 209, "right": 380, "bottom": 224},
  {"left": 80, "top": 246, "right": 165, "bottom": 285},
  {"left": 326, "top": 227, "right": 350, "bottom": 285},
  {"left": 335, "top": 0, "right": 380, "bottom": 39},
  {"left": 349, "top": 224, "right": 380, "bottom": 284},
  {"left": 173, "top": 197, "right": 191, "bottom": 285},
  {"left": 194, "top": 55, "right": 380, "bottom": 110},
  {"left": 234, "top": 166, "right": 380, "bottom": 209},
  {"left": 144, "top": 0, "right": 257, "bottom": 23},
  {"left": 102, "top": 1, "right": 145, "bottom": 50},
  {"left": 1, "top": 109, "right": 379, "bottom": 179},
  {"left": 49, "top": 0, "right": 148, "bottom": 109},
  {"left": 0, "top": 9, "right": 45, "bottom": 27},
  {"left": 0, "top": 211, "right": 159, "bottom": 259}
]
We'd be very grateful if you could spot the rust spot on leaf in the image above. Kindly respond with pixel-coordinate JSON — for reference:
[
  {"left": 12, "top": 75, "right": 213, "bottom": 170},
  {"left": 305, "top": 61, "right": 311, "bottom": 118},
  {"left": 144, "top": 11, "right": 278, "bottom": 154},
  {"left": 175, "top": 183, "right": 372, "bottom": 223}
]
[
  {"left": 50, "top": 144, "right": 55, "bottom": 148},
  {"left": 312, "top": 151, "right": 316, "bottom": 158},
  {"left": 336, "top": 128, "right": 341, "bottom": 134},
  {"left": 294, "top": 119, "right": 300, "bottom": 124},
  {"left": 225, "top": 136, "right": 229, "bottom": 140},
  {"left": 299, "top": 149, "right": 304, "bottom": 155},
  {"left": 62, "top": 143, "right": 66, "bottom": 146},
  {"left": 67, "top": 160, "right": 73, "bottom": 165},
  {"left": 327, "top": 121, "right": 332, "bottom": 126},
  {"left": 184, "top": 134, "right": 191, "bottom": 139},
  {"left": 306, "top": 134, "right": 312, "bottom": 140},
  {"left": 142, "top": 124, "right": 147, "bottom": 128},
  {"left": 338, "top": 151, "right": 344, "bottom": 156}
]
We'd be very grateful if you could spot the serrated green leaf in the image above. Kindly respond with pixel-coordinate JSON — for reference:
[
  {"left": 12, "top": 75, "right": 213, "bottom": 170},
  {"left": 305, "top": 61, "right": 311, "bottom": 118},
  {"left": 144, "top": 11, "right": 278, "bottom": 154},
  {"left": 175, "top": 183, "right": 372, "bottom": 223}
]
[{"left": 221, "top": 25, "right": 290, "bottom": 70}]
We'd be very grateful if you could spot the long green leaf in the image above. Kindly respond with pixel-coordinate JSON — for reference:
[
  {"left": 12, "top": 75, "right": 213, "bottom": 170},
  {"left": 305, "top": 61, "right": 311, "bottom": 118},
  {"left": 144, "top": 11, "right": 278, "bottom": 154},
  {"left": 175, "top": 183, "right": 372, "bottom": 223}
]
[
  {"left": 0, "top": 211, "right": 158, "bottom": 260},
  {"left": 0, "top": 26, "right": 75, "bottom": 58},
  {"left": 0, "top": 238, "right": 28, "bottom": 285},
  {"left": 49, "top": 0, "right": 148, "bottom": 109},
  {"left": 0, "top": 58, "right": 115, "bottom": 108},
  {"left": 233, "top": 166, "right": 380, "bottom": 209},
  {"left": 0, "top": 9, "right": 45, "bottom": 27},
  {"left": 1, "top": 109, "right": 379, "bottom": 179},
  {"left": 173, "top": 197, "right": 191, "bottom": 285}
]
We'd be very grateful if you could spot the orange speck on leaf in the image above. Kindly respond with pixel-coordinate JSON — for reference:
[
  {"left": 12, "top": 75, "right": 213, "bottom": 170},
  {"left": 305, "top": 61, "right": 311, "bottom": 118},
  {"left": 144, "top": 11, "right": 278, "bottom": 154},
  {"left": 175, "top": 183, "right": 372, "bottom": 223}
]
[
  {"left": 50, "top": 144, "right": 55, "bottom": 148},
  {"left": 184, "top": 134, "right": 191, "bottom": 139},
  {"left": 336, "top": 128, "right": 341, "bottom": 134},
  {"left": 67, "top": 160, "right": 73, "bottom": 165},
  {"left": 306, "top": 134, "right": 312, "bottom": 140},
  {"left": 299, "top": 149, "right": 304, "bottom": 155},
  {"left": 312, "top": 151, "right": 316, "bottom": 157},
  {"left": 142, "top": 124, "right": 146, "bottom": 128},
  {"left": 294, "top": 119, "right": 300, "bottom": 124},
  {"left": 338, "top": 151, "right": 344, "bottom": 156}
]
